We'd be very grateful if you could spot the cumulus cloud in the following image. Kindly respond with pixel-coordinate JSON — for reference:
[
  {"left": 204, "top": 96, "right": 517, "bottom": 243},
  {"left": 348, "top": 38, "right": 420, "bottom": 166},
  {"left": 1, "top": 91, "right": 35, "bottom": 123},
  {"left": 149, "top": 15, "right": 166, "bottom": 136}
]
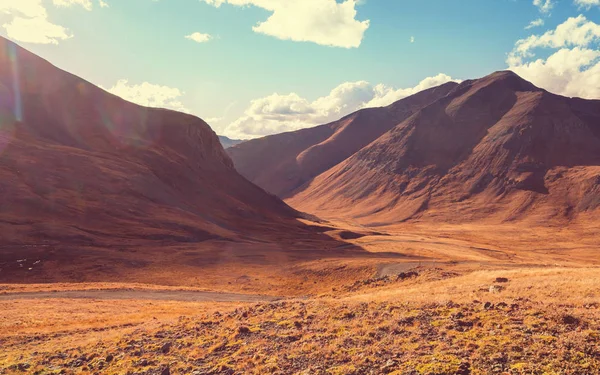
[
  {"left": 222, "top": 74, "right": 460, "bottom": 139},
  {"left": 525, "top": 18, "right": 544, "bottom": 30},
  {"left": 533, "top": 0, "right": 554, "bottom": 13},
  {"left": 574, "top": 0, "right": 600, "bottom": 9},
  {"left": 52, "top": 0, "right": 93, "bottom": 11},
  {"left": 200, "top": 0, "right": 369, "bottom": 48},
  {"left": 0, "top": 0, "right": 91, "bottom": 44},
  {"left": 2, "top": 15, "right": 71, "bottom": 44},
  {"left": 507, "top": 15, "right": 600, "bottom": 65},
  {"left": 185, "top": 32, "right": 213, "bottom": 43},
  {"left": 507, "top": 15, "right": 600, "bottom": 99},
  {"left": 99, "top": 0, "right": 109, "bottom": 8},
  {"left": 103, "top": 80, "right": 191, "bottom": 113}
]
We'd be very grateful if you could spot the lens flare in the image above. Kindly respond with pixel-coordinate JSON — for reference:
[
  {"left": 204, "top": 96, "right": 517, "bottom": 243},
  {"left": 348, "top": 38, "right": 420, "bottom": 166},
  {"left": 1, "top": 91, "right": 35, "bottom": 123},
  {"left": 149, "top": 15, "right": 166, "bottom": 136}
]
[{"left": 7, "top": 42, "right": 22, "bottom": 122}]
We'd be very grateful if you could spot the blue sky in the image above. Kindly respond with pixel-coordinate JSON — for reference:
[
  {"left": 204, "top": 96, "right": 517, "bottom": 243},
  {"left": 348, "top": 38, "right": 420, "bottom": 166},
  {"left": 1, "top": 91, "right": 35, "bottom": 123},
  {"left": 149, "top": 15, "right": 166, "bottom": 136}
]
[{"left": 1, "top": 0, "right": 600, "bottom": 138}]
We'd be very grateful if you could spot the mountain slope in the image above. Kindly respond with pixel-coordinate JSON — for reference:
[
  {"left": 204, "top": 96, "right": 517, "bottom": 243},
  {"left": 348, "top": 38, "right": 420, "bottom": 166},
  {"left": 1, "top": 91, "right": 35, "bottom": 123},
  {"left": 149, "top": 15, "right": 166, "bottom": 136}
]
[
  {"left": 288, "top": 71, "right": 600, "bottom": 224},
  {"left": 227, "top": 82, "right": 458, "bottom": 198},
  {"left": 218, "top": 135, "right": 243, "bottom": 149},
  {"left": 0, "top": 37, "right": 355, "bottom": 284}
]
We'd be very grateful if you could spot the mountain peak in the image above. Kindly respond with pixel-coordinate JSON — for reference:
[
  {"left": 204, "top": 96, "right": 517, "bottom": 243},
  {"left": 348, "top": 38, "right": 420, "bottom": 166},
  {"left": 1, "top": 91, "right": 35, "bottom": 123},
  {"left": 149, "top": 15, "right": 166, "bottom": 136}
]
[{"left": 477, "top": 70, "right": 540, "bottom": 92}]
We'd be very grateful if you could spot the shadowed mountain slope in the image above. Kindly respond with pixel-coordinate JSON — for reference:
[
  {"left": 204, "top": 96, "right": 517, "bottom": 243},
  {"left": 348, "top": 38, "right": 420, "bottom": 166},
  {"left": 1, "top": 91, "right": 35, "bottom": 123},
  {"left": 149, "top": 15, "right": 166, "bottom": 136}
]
[
  {"left": 288, "top": 71, "right": 600, "bottom": 224},
  {"left": 227, "top": 82, "right": 458, "bottom": 198},
  {"left": 0, "top": 36, "right": 330, "bottom": 248}
]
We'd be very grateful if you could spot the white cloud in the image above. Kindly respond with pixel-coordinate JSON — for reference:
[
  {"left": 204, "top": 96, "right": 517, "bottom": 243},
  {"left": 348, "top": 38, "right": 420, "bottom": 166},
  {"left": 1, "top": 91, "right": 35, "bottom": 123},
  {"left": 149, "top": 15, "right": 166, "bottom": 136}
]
[
  {"left": 363, "top": 74, "right": 459, "bottom": 108},
  {"left": 508, "top": 15, "right": 600, "bottom": 65},
  {"left": 103, "top": 80, "right": 191, "bottom": 113},
  {"left": 185, "top": 32, "right": 213, "bottom": 43},
  {"left": 3, "top": 16, "right": 72, "bottom": 44},
  {"left": 574, "top": 0, "right": 600, "bottom": 9},
  {"left": 200, "top": 0, "right": 369, "bottom": 48},
  {"left": 222, "top": 74, "right": 460, "bottom": 139},
  {"left": 533, "top": 0, "right": 554, "bottom": 13},
  {"left": 53, "top": 0, "right": 93, "bottom": 11},
  {"left": 410, "top": 36, "right": 415, "bottom": 43},
  {"left": 0, "top": 0, "right": 91, "bottom": 44},
  {"left": 507, "top": 15, "right": 600, "bottom": 99},
  {"left": 99, "top": 0, "right": 109, "bottom": 8},
  {"left": 525, "top": 18, "right": 544, "bottom": 30}
]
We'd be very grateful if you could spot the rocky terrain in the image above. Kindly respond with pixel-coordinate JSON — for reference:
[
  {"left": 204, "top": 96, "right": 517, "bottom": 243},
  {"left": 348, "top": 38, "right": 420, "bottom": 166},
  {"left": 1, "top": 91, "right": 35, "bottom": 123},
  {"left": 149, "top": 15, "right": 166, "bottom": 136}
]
[{"left": 2, "top": 268, "right": 599, "bottom": 375}]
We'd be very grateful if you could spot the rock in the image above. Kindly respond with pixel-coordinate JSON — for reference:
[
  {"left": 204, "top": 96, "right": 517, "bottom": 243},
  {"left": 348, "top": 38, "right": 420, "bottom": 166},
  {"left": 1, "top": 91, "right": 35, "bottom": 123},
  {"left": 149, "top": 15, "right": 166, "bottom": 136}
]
[
  {"left": 456, "top": 361, "right": 471, "bottom": 375},
  {"left": 489, "top": 285, "right": 504, "bottom": 293},
  {"left": 484, "top": 302, "right": 494, "bottom": 310},
  {"left": 160, "top": 342, "right": 172, "bottom": 354},
  {"left": 494, "top": 277, "right": 509, "bottom": 283},
  {"left": 237, "top": 326, "right": 251, "bottom": 335},
  {"left": 380, "top": 359, "right": 396, "bottom": 371},
  {"left": 562, "top": 314, "right": 579, "bottom": 326},
  {"left": 161, "top": 366, "right": 171, "bottom": 375},
  {"left": 397, "top": 271, "right": 419, "bottom": 280},
  {"left": 105, "top": 355, "right": 114, "bottom": 363}
]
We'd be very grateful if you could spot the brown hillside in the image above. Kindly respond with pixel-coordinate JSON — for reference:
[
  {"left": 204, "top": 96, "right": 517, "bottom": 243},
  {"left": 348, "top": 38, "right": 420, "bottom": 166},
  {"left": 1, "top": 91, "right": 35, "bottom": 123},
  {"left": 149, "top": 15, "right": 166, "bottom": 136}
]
[
  {"left": 288, "top": 71, "right": 600, "bottom": 225},
  {"left": 0, "top": 37, "right": 355, "bottom": 284},
  {"left": 227, "top": 82, "right": 458, "bottom": 198}
]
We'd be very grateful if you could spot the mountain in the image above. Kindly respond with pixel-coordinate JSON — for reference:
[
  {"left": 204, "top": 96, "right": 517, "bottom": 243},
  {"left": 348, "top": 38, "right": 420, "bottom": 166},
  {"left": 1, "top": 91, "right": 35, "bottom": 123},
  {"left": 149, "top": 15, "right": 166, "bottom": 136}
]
[
  {"left": 227, "top": 82, "right": 458, "bottom": 198},
  {"left": 0, "top": 37, "right": 348, "bottom": 282},
  {"left": 287, "top": 71, "right": 600, "bottom": 224},
  {"left": 218, "top": 135, "right": 243, "bottom": 149}
]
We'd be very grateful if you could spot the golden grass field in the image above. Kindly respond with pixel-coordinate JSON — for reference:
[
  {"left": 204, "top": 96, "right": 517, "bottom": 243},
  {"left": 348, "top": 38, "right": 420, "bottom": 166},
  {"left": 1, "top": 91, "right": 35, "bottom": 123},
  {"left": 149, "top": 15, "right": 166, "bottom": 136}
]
[{"left": 1, "top": 221, "right": 599, "bottom": 375}]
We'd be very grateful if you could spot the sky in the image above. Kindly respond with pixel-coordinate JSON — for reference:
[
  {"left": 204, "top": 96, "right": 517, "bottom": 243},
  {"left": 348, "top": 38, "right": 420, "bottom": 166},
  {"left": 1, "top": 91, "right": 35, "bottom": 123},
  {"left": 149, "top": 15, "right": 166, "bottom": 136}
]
[{"left": 1, "top": 0, "right": 600, "bottom": 139}]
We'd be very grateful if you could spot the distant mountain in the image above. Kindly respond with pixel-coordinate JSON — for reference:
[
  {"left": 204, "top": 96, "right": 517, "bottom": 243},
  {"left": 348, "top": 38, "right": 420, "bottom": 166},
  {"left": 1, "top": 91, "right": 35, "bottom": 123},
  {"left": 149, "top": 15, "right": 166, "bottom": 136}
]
[
  {"left": 218, "top": 135, "right": 243, "bottom": 149},
  {"left": 287, "top": 71, "right": 600, "bottom": 224},
  {"left": 0, "top": 37, "right": 343, "bottom": 282},
  {"left": 227, "top": 82, "right": 458, "bottom": 198}
]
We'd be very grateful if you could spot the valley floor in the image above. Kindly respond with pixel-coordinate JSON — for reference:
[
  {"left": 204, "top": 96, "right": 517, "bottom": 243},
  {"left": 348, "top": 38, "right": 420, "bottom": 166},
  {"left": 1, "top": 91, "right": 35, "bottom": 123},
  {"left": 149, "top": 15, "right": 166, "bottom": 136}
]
[{"left": 1, "top": 221, "right": 599, "bottom": 375}]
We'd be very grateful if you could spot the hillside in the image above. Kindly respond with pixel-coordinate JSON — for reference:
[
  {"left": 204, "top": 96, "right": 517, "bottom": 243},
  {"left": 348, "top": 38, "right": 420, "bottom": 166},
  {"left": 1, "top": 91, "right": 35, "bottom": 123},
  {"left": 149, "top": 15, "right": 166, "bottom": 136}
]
[
  {"left": 288, "top": 71, "right": 600, "bottom": 224},
  {"left": 227, "top": 82, "right": 458, "bottom": 198},
  {"left": 218, "top": 135, "right": 243, "bottom": 149},
  {"left": 0, "top": 37, "right": 351, "bottom": 284}
]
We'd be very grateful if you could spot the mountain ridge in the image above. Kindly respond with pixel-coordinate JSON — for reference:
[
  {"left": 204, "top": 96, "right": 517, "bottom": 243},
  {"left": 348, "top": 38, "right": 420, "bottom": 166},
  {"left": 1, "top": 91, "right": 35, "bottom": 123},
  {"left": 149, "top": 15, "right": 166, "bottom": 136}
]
[
  {"left": 286, "top": 70, "right": 600, "bottom": 224},
  {"left": 0, "top": 36, "right": 340, "bottom": 257},
  {"left": 227, "top": 81, "right": 459, "bottom": 198}
]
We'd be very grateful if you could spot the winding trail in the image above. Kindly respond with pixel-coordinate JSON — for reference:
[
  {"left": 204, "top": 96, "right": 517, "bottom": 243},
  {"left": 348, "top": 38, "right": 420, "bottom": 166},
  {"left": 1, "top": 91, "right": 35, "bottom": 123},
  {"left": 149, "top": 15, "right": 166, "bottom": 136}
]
[{"left": 0, "top": 289, "right": 278, "bottom": 302}]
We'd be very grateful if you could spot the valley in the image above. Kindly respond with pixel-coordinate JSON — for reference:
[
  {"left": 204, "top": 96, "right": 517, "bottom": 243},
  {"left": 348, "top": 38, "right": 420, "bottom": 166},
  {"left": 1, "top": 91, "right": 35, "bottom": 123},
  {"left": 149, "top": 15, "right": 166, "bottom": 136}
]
[{"left": 0, "top": 34, "right": 599, "bottom": 375}]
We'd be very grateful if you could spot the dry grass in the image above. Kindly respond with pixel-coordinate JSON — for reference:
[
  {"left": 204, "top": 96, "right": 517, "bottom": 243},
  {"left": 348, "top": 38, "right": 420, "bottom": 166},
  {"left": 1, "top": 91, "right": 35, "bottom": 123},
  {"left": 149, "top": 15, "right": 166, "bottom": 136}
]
[
  {"left": 1, "top": 223, "right": 599, "bottom": 374},
  {"left": 1, "top": 267, "right": 599, "bottom": 374},
  {"left": 346, "top": 267, "right": 600, "bottom": 306}
]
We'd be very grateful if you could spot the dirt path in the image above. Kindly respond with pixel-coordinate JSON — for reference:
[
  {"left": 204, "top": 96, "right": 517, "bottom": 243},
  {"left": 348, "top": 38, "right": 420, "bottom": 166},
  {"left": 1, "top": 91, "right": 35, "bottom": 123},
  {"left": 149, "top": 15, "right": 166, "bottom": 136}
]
[{"left": 0, "top": 289, "right": 278, "bottom": 302}]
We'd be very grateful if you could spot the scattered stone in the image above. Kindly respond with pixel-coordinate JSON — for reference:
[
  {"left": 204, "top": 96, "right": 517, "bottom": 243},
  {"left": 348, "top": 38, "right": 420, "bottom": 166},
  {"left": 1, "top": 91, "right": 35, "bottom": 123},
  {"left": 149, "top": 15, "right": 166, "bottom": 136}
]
[
  {"left": 380, "top": 359, "right": 396, "bottom": 371},
  {"left": 160, "top": 342, "right": 172, "bottom": 354},
  {"left": 397, "top": 271, "right": 419, "bottom": 280},
  {"left": 237, "top": 326, "right": 251, "bottom": 335},
  {"left": 494, "top": 277, "right": 509, "bottom": 283},
  {"left": 160, "top": 366, "right": 171, "bottom": 375},
  {"left": 105, "top": 354, "right": 114, "bottom": 363},
  {"left": 484, "top": 302, "right": 494, "bottom": 310},
  {"left": 456, "top": 361, "right": 471, "bottom": 375},
  {"left": 561, "top": 314, "right": 579, "bottom": 326},
  {"left": 398, "top": 316, "right": 416, "bottom": 325},
  {"left": 489, "top": 285, "right": 504, "bottom": 293}
]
